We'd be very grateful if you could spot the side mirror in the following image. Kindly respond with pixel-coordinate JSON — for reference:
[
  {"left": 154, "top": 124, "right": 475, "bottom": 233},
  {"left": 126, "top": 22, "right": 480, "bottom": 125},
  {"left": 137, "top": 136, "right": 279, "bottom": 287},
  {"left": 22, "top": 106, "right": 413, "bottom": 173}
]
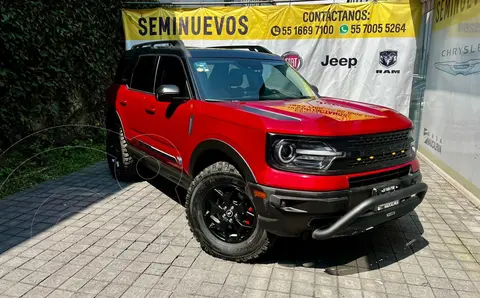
[
  {"left": 155, "top": 84, "right": 181, "bottom": 102},
  {"left": 311, "top": 84, "right": 319, "bottom": 94}
]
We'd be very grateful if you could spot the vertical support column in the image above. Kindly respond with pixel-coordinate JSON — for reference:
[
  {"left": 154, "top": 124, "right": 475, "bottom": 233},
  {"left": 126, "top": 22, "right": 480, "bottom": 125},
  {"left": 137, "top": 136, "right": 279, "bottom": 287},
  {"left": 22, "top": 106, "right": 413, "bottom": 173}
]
[{"left": 408, "top": 0, "right": 433, "bottom": 151}]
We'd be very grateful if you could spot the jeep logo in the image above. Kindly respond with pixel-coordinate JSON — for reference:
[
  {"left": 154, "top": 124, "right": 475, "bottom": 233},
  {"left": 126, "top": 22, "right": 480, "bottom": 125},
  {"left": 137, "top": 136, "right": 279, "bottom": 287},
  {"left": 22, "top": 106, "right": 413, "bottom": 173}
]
[{"left": 320, "top": 55, "right": 358, "bottom": 68}]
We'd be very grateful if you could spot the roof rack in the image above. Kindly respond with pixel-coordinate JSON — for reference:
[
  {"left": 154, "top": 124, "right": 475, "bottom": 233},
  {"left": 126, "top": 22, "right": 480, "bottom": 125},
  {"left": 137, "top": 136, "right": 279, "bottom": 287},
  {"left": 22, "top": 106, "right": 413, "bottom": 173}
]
[
  {"left": 131, "top": 40, "right": 191, "bottom": 57},
  {"left": 131, "top": 40, "right": 186, "bottom": 49},
  {"left": 208, "top": 45, "right": 273, "bottom": 54}
]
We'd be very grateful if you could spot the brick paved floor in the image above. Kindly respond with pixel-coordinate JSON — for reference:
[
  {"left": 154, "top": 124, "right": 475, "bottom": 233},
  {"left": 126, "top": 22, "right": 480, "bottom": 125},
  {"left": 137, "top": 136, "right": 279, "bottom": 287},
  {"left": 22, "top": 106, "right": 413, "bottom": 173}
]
[{"left": 1, "top": 157, "right": 480, "bottom": 298}]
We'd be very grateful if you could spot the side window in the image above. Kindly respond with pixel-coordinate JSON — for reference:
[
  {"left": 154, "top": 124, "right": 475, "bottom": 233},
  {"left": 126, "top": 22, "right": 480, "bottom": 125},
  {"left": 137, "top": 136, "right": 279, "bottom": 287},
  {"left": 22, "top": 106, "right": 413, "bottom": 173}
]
[
  {"left": 155, "top": 56, "right": 189, "bottom": 98},
  {"left": 130, "top": 55, "right": 158, "bottom": 93}
]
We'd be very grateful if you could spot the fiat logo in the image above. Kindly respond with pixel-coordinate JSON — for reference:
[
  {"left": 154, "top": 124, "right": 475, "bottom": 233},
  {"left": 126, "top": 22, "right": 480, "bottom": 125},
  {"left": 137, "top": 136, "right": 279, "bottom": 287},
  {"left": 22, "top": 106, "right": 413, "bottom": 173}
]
[{"left": 282, "top": 51, "right": 303, "bottom": 70}]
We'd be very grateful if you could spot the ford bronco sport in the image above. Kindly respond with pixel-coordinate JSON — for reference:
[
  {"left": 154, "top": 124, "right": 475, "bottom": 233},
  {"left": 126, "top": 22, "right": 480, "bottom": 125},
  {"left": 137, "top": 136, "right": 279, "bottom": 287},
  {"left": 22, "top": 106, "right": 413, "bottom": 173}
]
[{"left": 106, "top": 40, "right": 428, "bottom": 262}]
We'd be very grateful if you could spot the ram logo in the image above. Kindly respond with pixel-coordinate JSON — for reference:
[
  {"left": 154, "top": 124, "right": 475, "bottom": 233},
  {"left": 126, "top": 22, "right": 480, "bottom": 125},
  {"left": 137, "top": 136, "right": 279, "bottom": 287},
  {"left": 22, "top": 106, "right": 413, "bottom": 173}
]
[
  {"left": 379, "top": 50, "right": 398, "bottom": 68},
  {"left": 376, "top": 50, "right": 400, "bottom": 74},
  {"left": 434, "top": 59, "right": 480, "bottom": 76}
]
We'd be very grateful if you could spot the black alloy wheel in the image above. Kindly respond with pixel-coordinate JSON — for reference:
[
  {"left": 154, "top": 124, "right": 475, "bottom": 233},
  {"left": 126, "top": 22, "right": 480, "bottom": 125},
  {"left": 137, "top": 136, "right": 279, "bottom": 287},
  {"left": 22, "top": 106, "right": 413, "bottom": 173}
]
[
  {"left": 202, "top": 184, "right": 256, "bottom": 243},
  {"left": 185, "top": 162, "right": 275, "bottom": 262}
]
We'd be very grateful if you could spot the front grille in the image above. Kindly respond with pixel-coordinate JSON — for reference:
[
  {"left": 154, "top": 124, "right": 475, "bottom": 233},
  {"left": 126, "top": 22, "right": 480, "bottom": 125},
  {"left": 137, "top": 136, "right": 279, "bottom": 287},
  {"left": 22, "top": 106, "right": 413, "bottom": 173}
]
[
  {"left": 328, "top": 129, "right": 414, "bottom": 173},
  {"left": 331, "top": 150, "right": 410, "bottom": 169},
  {"left": 348, "top": 166, "right": 411, "bottom": 188},
  {"left": 342, "top": 129, "right": 411, "bottom": 149}
]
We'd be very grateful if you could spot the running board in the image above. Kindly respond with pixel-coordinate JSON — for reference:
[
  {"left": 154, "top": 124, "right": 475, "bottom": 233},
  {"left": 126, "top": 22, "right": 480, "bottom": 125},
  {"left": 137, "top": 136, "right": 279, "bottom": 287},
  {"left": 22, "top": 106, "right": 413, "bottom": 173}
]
[{"left": 127, "top": 145, "right": 192, "bottom": 190}]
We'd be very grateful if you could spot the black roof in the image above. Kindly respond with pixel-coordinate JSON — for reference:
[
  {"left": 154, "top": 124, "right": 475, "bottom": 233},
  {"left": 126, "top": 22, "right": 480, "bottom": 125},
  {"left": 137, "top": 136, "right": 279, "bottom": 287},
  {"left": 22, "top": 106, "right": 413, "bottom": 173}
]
[
  {"left": 124, "top": 41, "right": 283, "bottom": 61},
  {"left": 188, "top": 48, "right": 282, "bottom": 60}
]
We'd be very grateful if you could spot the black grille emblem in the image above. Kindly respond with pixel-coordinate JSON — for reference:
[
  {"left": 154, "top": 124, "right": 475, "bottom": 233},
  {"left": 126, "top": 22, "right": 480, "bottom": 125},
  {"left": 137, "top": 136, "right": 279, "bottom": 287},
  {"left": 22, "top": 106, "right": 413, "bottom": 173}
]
[{"left": 379, "top": 50, "right": 398, "bottom": 68}]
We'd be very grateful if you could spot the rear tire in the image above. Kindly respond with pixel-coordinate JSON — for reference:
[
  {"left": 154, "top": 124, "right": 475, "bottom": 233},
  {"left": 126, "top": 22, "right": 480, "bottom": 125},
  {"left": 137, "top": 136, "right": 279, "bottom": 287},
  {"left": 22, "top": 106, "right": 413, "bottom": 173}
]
[
  {"left": 106, "top": 121, "right": 137, "bottom": 181},
  {"left": 185, "top": 162, "right": 274, "bottom": 262}
]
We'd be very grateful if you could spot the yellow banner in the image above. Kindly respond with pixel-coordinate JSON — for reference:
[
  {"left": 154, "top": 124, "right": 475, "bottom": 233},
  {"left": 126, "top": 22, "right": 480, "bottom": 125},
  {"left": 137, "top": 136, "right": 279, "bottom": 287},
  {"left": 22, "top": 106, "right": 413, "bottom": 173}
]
[
  {"left": 122, "top": 2, "right": 421, "bottom": 41},
  {"left": 433, "top": 0, "right": 480, "bottom": 32}
]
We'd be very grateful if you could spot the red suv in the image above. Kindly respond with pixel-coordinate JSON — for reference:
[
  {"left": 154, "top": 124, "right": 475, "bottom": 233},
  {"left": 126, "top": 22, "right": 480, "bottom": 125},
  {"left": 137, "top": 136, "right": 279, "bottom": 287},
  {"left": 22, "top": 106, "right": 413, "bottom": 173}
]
[{"left": 106, "top": 41, "right": 428, "bottom": 262}]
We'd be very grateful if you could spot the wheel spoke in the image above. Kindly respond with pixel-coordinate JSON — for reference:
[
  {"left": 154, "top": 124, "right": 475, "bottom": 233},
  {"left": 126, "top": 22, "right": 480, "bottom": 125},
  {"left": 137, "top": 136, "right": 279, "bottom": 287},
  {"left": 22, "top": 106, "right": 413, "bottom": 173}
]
[
  {"left": 216, "top": 221, "right": 231, "bottom": 241},
  {"left": 213, "top": 188, "right": 224, "bottom": 197},
  {"left": 234, "top": 215, "right": 253, "bottom": 229},
  {"left": 213, "top": 187, "right": 233, "bottom": 207},
  {"left": 202, "top": 184, "right": 257, "bottom": 243},
  {"left": 222, "top": 191, "right": 233, "bottom": 206},
  {"left": 233, "top": 189, "right": 244, "bottom": 202},
  {"left": 245, "top": 205, "right": 255, "bottom": 217},
  {"left": 211, "top": 204, "right": 224, "bottom": 215},
  {"left": 208, "top": 212, "right": 221, "bottom": 223},
  {"left": 226, "top": 233, "right": 239, "bottom": 242},
  {"left": 206, "top": 190, "right": 226, "bottom": 216},
  {"left": 209, "top": 199, "right": 225, "bottom": 215}
]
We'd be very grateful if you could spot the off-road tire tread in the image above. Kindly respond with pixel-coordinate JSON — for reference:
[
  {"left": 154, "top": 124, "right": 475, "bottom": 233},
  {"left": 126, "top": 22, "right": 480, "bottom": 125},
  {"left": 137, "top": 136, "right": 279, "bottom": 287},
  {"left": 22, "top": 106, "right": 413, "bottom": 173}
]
[
  {"left": 107, "top": 121, "right": 136, "bottom": 181},
  {"left": 185, "top": 161, "right": 274, "bottom": 262}
]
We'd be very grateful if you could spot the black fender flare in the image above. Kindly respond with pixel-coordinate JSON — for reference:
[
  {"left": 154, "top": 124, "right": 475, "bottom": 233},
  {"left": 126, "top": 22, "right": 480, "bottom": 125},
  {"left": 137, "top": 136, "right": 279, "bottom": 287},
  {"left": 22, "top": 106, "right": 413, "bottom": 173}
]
[
  {"left": 105, "top": 108, "right": 126, "bottom": 135},
  {"left": 189, "top": 139, "right": 257, "bottom": 183}
]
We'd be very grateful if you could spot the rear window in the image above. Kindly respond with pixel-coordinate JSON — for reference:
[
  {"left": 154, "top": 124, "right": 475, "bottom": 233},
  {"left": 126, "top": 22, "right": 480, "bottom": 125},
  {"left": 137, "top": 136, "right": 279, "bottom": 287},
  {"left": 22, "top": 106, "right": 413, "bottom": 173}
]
[
  {"left": 114, "top": 56, "right": 135, "bottom": 85},
  {"left": 130, "top": 55, "right": 158, "bottom": 93}
]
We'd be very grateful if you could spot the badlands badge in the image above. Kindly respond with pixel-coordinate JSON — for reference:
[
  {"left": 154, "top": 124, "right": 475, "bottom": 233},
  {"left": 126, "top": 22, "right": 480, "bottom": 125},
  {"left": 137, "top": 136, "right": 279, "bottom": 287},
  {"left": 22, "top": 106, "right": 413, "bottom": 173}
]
[
  {"left": 282, "top": 51, "right": 303, "bottom": 70},
  {"left": 275, "top": 99, "right": 386, "bottom": 122}
]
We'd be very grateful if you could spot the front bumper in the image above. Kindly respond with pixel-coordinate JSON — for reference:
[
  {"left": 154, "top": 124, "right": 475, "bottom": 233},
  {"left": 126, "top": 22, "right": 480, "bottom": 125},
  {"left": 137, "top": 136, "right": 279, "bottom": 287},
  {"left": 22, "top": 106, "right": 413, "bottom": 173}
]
[{"left": 247, "top": 171, "right": 427, "bottom": 239}]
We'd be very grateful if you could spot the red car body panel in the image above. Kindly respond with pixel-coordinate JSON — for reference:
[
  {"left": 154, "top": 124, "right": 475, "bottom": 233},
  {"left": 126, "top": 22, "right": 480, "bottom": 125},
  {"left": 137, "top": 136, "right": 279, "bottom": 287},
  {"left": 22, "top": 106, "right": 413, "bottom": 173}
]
[
  {"left": 105, "top": 45, "right": 429, "bottom": 246},
  {"left": 109, "top": 83, "right": 417, "bottom": 192}
]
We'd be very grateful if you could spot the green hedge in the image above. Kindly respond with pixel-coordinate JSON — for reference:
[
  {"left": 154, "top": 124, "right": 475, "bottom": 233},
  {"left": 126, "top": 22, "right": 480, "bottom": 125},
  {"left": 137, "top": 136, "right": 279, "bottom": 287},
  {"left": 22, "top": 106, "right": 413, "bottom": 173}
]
[{"left": 0, "top": 1, "right": 125, "bottom": 151}]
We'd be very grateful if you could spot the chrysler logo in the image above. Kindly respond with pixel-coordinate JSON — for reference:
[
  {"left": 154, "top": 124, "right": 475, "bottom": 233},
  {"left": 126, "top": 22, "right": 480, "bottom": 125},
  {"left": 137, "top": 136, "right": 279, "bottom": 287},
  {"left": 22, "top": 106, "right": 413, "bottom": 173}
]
[
  {"left": 379, "top": 50, "right": 398, "bottom": 68},
  {"left": 434, "top": 59, "right": 480, "bottom": 76}
]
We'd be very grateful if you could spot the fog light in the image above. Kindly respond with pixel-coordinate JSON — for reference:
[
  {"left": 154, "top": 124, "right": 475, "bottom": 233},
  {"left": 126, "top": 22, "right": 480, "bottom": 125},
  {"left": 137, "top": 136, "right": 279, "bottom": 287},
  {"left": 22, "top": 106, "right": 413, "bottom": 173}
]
[{"left": 253, "top": 189, "right": 267, "bottom": 200}]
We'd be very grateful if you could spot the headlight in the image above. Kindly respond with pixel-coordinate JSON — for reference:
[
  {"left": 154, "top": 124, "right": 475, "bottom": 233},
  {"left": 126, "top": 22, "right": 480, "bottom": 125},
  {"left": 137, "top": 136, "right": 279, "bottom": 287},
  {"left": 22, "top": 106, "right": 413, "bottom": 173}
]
[
  {"left": 274, "top": 141, "right": 296, "bottom": 164},
  {"left": 270, "top": 138, "right": 345, "bottom": 173}
]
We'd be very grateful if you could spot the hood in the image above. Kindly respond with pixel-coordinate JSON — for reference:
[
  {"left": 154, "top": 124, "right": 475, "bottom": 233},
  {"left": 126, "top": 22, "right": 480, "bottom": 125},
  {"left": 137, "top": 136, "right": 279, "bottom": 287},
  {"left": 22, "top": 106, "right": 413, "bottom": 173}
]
[{"left": 233, "top": 97, "right": 413, "bottom": 136}]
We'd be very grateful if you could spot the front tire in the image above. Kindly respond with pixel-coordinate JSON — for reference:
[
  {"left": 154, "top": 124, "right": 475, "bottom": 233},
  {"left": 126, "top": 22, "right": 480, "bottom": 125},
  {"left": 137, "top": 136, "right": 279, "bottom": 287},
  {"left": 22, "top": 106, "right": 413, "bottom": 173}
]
[{"left": 185, "top": 162, "right": 274, "bottom": 262}]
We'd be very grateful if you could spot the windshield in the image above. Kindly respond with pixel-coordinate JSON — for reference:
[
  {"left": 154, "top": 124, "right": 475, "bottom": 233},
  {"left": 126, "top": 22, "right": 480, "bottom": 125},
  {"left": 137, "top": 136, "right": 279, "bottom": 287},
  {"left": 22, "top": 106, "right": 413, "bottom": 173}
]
[{"left": 189, "top": 58, "right": 316, "bottom": 101}]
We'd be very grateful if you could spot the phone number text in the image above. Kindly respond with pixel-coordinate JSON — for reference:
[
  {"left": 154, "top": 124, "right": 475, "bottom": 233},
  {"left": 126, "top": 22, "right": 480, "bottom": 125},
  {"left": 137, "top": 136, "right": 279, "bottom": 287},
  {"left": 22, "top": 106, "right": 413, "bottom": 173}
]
[
  {"left": 350, "top": 23, "right": 407, "bottom": 34},
  {"left": 271, "top": 25, "right": 334, "bottom": 36}
]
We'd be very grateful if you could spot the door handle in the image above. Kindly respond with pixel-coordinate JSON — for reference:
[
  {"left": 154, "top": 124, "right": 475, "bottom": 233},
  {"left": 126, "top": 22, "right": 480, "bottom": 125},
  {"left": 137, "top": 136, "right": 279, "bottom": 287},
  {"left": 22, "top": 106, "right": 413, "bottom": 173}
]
[
  {"left": 145, "top": 107, "right": 155, "bottom": 115},
  {"left": 119, "top": 100, "right": 127, "bottom": 106}
]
